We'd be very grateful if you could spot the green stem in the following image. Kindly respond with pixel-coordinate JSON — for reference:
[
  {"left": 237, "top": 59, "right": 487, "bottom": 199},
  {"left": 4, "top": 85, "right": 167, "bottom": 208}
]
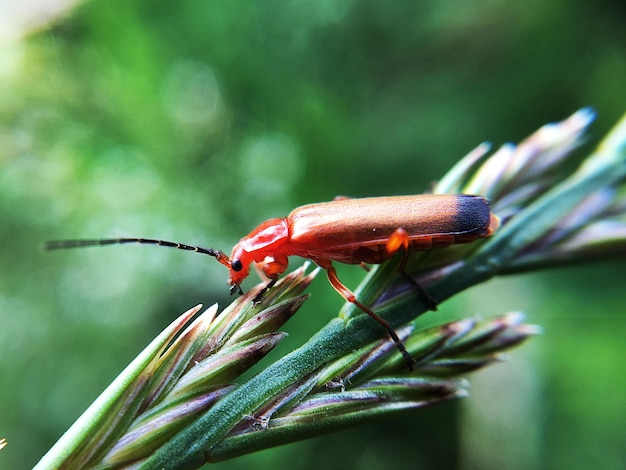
[{"left": 139, "top": 251, "right": 494, "bottom": 468}]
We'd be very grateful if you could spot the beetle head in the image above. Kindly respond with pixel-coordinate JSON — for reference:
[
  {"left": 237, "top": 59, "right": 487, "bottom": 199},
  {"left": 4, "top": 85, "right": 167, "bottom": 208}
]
[
  {"left": 227, "top": 243, "right": 250, "bottom": 292},
  {"left": 227, "top": 218, "right": 289, "bottom": 293}
]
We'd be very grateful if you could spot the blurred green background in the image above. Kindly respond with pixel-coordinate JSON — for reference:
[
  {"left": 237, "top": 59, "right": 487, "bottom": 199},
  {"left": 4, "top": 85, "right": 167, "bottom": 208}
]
[{"left": 1, "top": 1, "right": 625, "bottom": 469}]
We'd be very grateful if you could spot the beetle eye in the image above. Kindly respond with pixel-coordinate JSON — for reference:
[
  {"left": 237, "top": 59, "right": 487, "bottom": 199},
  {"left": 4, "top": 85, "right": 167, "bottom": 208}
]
[{"left": 231, "top": 259, "right": 243, "bottom": 271}]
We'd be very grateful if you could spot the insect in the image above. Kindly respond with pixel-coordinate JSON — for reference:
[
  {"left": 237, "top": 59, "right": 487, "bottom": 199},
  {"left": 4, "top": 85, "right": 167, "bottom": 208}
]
[{"left": 46, "top": 194, "right": 498, "bottom": 366}]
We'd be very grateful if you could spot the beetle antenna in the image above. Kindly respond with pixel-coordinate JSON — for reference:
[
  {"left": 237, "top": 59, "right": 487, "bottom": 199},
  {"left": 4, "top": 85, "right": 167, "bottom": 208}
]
[{"left": 45, "top": 238, "right": 231, "bottom": 267}]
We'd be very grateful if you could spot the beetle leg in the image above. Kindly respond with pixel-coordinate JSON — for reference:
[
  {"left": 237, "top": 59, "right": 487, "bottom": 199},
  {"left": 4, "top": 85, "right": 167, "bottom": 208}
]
[
  {"left": 316, "top": 259, "right": 415, "bottom": 370},
  {"left": 387, "top": 228, "right": 438, "bottom": 311},
  {"left": 385, "top": 227, "right": 410, "bottom": 254},
  {"left": 230, "top": 284, "right": 244, "bottom": 296},
  {"left": 262, "top": 255, "right": 289, "bottom": 278},
  {"left": 252, "top": 278, "right": 277, "bottom": 304},
  {"left": 251, "top": 255, "right": 288, "bottom": 304}
]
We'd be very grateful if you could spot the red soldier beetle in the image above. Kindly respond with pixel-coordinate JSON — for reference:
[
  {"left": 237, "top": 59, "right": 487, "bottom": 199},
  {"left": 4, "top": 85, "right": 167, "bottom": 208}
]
[{"left": 46, "top": 194, "right": 499, "bottom": 367}]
